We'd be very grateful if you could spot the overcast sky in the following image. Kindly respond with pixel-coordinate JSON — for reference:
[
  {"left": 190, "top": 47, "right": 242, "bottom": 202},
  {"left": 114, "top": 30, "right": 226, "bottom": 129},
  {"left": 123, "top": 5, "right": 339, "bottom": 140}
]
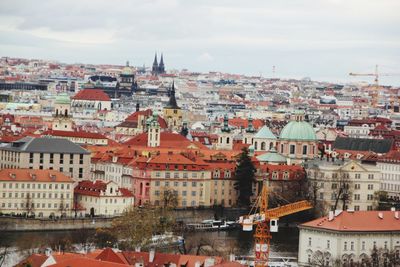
[{"left": 1, "top": 0, "right": 400, "bottom": 85}]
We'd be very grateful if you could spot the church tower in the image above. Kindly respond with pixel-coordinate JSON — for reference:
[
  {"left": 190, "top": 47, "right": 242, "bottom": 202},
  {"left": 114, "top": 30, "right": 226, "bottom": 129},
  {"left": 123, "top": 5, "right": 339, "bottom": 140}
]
[
  {"left": 163, "top": 81, "right": 182, "bottom": 132},
  {"left": 152, "top": 53, "right": 158, "bottom": 76},
  {"left": 52, "top": 93, "right": 73, "bottom": 131},
  {"left": 243, "top": 115, "right": 256, "bottom": 145},
  {"left": 147, "top": 112, "right": 161, "bottom": 147},
  {"left": 217, "top": 114, "right": 233, "bottom": 150},
  {"left": 158, "top": 53, "right": 165, "bottom": 74}
]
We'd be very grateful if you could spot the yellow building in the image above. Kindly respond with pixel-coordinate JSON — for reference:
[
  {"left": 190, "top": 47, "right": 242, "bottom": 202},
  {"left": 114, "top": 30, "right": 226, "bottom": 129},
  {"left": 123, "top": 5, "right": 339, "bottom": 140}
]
[{"left": 163, "top": 81, "right": 182, "bottom": 132}]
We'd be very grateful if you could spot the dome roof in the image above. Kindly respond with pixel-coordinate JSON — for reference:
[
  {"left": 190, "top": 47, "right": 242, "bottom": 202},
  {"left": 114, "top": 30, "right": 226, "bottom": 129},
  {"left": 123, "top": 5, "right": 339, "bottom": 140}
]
[
  {"left": 121, "top": 66, "right": 133, "bottom": 75},
  {"left": 254, "top": 125, "right": 276, "bottom": 139},
  {"left": 55, "top": 93, "right": 70, "bottom": 105},
  {"left": 256, "top": 148, "right": 287, "bottom": 163},
  {"left": 279, "top": 121, "right": 316, "bottom": 141}
]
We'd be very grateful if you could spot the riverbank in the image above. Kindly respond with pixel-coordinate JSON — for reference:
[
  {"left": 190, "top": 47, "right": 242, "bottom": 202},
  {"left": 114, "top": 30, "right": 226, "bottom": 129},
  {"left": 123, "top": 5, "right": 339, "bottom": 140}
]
[{"left": 0, "top": 217, "right": 114, "bottom": 232}]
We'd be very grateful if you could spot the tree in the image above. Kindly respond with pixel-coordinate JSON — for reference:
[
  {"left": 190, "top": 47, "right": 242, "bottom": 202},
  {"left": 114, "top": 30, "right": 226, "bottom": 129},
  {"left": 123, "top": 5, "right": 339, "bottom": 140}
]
[
  {"left": 160, "top": 187, "right": 179, "bottom": 209},
  {"left": 58, "top": 195, "right": 67, "bottom": 217},
  {"left": 332, "top": 171, "right": 352, "bottom": 211},
  {"left": 25, "top": 193, "right": 34, "bottom": 217},
  {"left": 111, "top": 205, "right": 175, "bottom": 250},
  {"left": 234, "top": 147, "right": 256, "bottom": 207}
]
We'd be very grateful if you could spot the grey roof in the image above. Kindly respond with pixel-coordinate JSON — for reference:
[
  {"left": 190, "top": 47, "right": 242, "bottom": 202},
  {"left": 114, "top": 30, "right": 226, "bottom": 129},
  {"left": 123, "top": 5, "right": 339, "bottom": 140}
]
[
  {"left": 333, "top": 137, "right": 393, "bottom": 154},
  {"left": 2, "top": 136, "right": 90, "bottom": 154}
]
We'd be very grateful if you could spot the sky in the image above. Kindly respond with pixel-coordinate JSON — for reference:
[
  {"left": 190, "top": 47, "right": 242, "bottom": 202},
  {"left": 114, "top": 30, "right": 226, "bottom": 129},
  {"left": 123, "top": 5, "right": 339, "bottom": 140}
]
[{"left": 1, "top": 0, "right": 400, "bottom": 85}]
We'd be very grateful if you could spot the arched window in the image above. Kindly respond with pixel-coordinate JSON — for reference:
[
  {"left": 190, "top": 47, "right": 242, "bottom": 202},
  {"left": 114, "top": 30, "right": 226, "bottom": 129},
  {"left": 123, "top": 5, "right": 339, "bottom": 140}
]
[
  {"left": 261, "top": 142, "right": 266, "bottom": 150},
  {"left": 254, "top": 141, "right": 258, "bottom": 150},
  {"left": 226, "top": 137, "right": 230, "bottom": 144},
  {"left": 269, "top": 142, "right": 273, "bottom": 150}
]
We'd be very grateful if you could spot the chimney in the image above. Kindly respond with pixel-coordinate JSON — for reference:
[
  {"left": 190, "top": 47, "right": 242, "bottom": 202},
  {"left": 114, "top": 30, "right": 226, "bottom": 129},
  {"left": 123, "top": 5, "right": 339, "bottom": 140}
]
[
  {"left": 391, "top": 207, "right": 395, "bottom": 211},
  {"left": 194, "top": 261, "right": 201, "bottom": 267},
  {"left": 149, "top": 248, "right": 155, "bottom": 263},
  {"left": 328, "top": 211, "right": 334, "bottom": 221},
  {"left": 395, "top": 212, "right": 399, "bottom": 220},
  {"left": 9, "top": 173, "right": 16, "bottom": 179},
  {"left": 378, "top": 212, "right": 383, "bottom": 219},
  {"left": 204, "top": 258, "right": 215, "bottom": 267},
  {"left": 135, "top": 246, "right": 141, "bottom": 252},
  {"left": 229, "top": 254, "right": 235, "bottom": 262}
]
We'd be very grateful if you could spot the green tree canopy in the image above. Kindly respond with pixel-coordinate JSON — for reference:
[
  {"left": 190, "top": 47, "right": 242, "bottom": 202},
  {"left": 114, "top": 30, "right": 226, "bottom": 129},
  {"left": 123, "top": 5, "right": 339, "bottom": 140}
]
[{"left": 234, "top": 147, "right": 256, "bottom": 207}]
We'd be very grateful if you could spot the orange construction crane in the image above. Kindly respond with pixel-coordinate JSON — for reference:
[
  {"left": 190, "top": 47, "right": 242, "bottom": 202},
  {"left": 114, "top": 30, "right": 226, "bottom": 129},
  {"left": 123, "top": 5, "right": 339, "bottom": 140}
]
[
  {"left": 349, "top": 65, "right": 400, "bottom": 108},
  {"left": 240, "top": 177, "right": 312, "bottom": 267}
]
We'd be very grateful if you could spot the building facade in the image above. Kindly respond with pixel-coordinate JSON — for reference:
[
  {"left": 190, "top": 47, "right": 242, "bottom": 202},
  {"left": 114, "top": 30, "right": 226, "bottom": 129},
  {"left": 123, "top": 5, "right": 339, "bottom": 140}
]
[{"left": 0, "top": 169, "right": 74, "bottom": 218}]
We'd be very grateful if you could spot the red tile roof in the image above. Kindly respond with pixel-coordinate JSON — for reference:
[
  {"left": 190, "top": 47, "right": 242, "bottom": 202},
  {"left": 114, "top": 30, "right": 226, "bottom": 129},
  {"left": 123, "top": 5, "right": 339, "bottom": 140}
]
[
  {"left": 43, "top": 130, "right": 108, "bottom": 139},
  {"left": 0, "top": 169, "right": 74, "bottom": 183},
  {"left": 74, "top": 180, "right": 133, "bottom": 197},
  {"left": 15, "top": 254, "right": 48, "bottom": 267},
  {"left": 124, "top": 132, "right": 206, "bottom": 149},
  {"left": 301, "top": 211, "right": 400, "bottom": 232},
  {"left": 95, "top": 248, "right": 129, "bottom": 264},
  {"left": 72, "top": 89, "right": 111, "bottom": 101},
  {"left": 48, "top": 257, "right": 129, "bottom": 267}
]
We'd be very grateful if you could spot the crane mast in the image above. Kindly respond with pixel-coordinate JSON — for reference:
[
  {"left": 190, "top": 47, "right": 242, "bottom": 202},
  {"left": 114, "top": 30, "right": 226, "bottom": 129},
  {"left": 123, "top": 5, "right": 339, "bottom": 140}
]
[{"left": 241, "top": 175, "right": 312, "bottom": 267}]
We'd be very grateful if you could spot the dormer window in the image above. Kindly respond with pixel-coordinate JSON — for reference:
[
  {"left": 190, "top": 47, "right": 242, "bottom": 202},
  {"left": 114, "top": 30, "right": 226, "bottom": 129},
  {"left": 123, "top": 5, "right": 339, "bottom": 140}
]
[{"left": 110, "top": 187, "right": 113, "bottom": 194}]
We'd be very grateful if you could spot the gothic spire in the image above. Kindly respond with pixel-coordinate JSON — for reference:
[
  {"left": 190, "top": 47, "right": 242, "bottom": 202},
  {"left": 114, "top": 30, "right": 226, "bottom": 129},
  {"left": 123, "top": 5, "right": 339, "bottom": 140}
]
[{"left": 165, "top": 81, "right": 180, "bottom": 109}]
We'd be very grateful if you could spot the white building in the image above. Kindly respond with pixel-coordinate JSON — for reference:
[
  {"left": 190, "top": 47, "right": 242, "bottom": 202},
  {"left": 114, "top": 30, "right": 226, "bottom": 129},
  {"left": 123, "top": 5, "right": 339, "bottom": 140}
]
[
  {"left": 298, "top": 210, "right": 400, "bottom": 266},
  {"left": 376, "top": 151, "right": 400, "bottom": 198},
  {"left": 306, "top": 159, "right": 381, "bottom": 213},
  {"left": 74, "top": 180, "right": 134, "bottom": 216},
  {"left": 0, "top": 169, "right": 74, "bottom": 218}
]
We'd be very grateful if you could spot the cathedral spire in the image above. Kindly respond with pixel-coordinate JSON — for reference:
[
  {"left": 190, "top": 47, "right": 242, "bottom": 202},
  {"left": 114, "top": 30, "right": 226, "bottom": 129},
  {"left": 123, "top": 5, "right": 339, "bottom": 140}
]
[
  {"left": 159, "top": 53, "right": 165, "bottom": 74},
  {"left": 152, "top": 53, "right": 158, "bottom": 75}
]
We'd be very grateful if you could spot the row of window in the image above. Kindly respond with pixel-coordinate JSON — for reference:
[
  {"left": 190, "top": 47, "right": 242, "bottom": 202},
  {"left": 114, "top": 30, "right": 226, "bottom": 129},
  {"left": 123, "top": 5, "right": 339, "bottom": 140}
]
[
  {"left": 155, "top": 172, "right": 205, "bottom": 179},
  {"left": 154, "top": 190, "right": 203, "bottom": 197},
  {"left": 2, "top": 192, "right": 70, "bottom": 199},
  {"left": 155, "top": 181, "right": 202, "bottom": 187},
  {"left": 30, "top": 153, "right": 84, "bottom": 164},
  {"left": 2, "top": 182, "right": 71, "bottom": 190},
  {"left": 1, "top": 202, "right": 70, "bottom": 209},
  {"left": 308, "top": 239, "right": 389, "bottom": 251}
]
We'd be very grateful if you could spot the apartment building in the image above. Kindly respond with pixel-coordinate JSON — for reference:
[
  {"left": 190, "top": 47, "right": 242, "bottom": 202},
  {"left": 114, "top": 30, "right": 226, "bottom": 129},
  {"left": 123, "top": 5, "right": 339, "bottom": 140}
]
[
  {"left": 132, "top": 153, "right": 212, "bottom": 208},
  {"left": 0, "top": 136, "right": 90, "bottom": 180},
  {"left": 0, "top": 169, "right": 74, "bottom": 218},
  {"left": 306, "top": 159, "right": 381, "bottom": 213}
]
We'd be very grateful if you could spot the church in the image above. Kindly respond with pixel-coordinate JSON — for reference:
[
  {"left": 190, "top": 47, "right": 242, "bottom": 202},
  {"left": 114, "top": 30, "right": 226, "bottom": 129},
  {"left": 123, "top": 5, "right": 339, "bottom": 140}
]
[{"left": 152, "top": 53, "right": 166, "bottom": 76}]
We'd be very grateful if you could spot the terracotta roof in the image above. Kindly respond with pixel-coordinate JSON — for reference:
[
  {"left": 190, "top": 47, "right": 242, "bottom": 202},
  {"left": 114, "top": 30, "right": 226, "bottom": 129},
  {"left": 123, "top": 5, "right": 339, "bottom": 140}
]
[
  {"left": 301, "top": 211, "right": 400, "bottom": 232},
  {"left": 72, "top": 89, "right": 111, "bottom": 101},
  {"left": 74, "top": 180, "right": 133, "bottom": 197},
  {"left": 0, "top": 169, "right": 74, "bottom": 183},
  {"left": 43, "top": 130, "right": 107, "bottom": 139},
  {"left": 95, "top": 248, "right": 129, "bottom": 264},
  {"left": 48, "top": 257, "right": 129, "bottom": 267},
  {"left": 124, "top": 132, "right": 206, "bottom": 149},
  {"left": 15, "top": 254, "right": 48, "bottom": 267}
]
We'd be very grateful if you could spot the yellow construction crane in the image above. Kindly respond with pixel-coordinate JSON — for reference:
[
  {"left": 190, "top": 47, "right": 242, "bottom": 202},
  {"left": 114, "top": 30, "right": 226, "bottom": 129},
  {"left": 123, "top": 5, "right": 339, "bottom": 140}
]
[
  {"left": 240, "top": 176, "right": 312, "bottom": 267},
  {"left": 349, "top": 65, "right": 400, "bottom": 109}
]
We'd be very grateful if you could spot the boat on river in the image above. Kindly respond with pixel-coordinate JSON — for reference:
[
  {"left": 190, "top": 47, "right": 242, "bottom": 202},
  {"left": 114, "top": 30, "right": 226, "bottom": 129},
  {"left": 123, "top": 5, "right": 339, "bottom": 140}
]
[{"left": 185, "top": 219, "right": 238, "bottom": 231}]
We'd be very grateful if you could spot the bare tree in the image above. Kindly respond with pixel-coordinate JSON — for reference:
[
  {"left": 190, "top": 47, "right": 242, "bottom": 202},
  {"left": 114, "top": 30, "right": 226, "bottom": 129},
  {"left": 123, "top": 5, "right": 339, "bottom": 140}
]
[
  {"left": 160, "top": 187, "right": 179, "bottom": 209},
  {"left": 332, "top": 171, "right": 352, "bottom": 211},
  {"left": 25, "top": 193, "right": 34, "bottom": 217}
]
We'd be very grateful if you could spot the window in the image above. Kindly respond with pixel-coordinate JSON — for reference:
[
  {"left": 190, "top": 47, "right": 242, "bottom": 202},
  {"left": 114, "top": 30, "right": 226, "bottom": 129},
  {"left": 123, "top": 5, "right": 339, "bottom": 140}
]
[
  {"left": 156, "top": 172, "right": 160, "bottom": 178},
  {"left": 354, "top": 205, "right": 360, "bottom": 211},
  {"left": 29, "top": 153, "right": 34, "bottom": 164},
  {"left": 155, "top": 190, "right": 160, "bottom": 196},
  {"left": 367, "top": 205, "right": 373, "bottom": 211},
  {"left": 354, "top": 194, "right": 360, "bottom": 201},
  {"left": 351, "top": 242, "right": 354, "bottom": 250},
  {"left": 302, "top": 145, "right": 307, "bottom": 155},
  {"left": 331, "top": 183, "right": 337, "bottom": 189},
  {"left": 50, "top": 153, "right": 54, "bottom": 164},
  {"left": 368, "top": 174, "right": 374, "bottom": 179},
  {"left": 308, "top": 237, "right": 312, "bottom": 246},
  {"left": 362, "top": 241, "right": 365, "bottom": 250},
  {"left": 165, "top": 181, "right": 169, "bottom": 187},
  {"left": 367, "top": 194, "right": 373, "bottom": 200},
  {"left": 60, "top": 153, "right": 64, "bottom": 164},
  {"left": 191, "top": 191, "right": 196, "bottom": 196},
  {"left": 183, "top": 172, "right": 188, "bottom": 178},
  {"left": 70, "top": 154, "right": 74, "bottom": 164},
  {"left": 368, "top": 184, "right": 374, "bottom": 190},
  {"left": 290, "top": 144, "right": 295, "bottom": 154},
  {"left": 355, "top": 184, "right": 360, "bottom": 190},
  {"left": 165, "top": 172, "right": 170, "bottom": 178},
  {"left": 79, "top": 154, "right": 83, "bottom": 164},
  {"left": 344, "top": 242, "right": 347, "bottom": 250},
  {"left": 174, "top": 172, "right": 179, "bottom": 178},
  {"left": 155, "top": 181, "right": 160, "bottom": 186},
  {"left": 192, "top": 182, "right": 197, "bottom": 187},
  {"left": 182, "top": 191, "right": 187, "bottom": 196},
  {"left": 174, "top": 181, "right": 178, "bottom": 187},
  {"left": 79, "top": 168, "right": 83, "bottom": 179},
  {"left": 355, "top": 173, "right": 361, "bottom": 179},
  {"left": 183, "top": 182, "right": 187, "bottom": 187}
]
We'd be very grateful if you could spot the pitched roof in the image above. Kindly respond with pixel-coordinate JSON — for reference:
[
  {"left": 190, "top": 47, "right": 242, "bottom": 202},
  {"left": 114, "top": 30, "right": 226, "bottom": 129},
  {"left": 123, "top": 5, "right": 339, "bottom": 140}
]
[
  {"left": 301, "top": 210, "right": 400, "bottom": 232},
  {"left": 48, "top": 257, "right": 129, "bottom": 267},
  {"left": 254, "top": 125, "right": 277, "bottom": 139},
  {"left": 74, "top": 180, "right": 133, "bottom": 197},
  {"left": 95, "top": 248, "right": 129, "bottom": 264},
  {"left": 15, "top": 253, "right": 48, "bottom": 267},
  {"left": 1, "top": 136, "right": 90, "bottom": 154},
  {"left": 124, "top": 132, "right": 204, "bottom": 149},
  {"left": 0, "top": 169, "right": 74, "bottom": 182},
  {"left": 72, "top": 89, "right": 111, "bottom": 101},
  {"left": 43, "top": 130, "right": 107, "bottom": 140},
  {"left": 333, "top": 137, "right": 393, "bottom": 154}
]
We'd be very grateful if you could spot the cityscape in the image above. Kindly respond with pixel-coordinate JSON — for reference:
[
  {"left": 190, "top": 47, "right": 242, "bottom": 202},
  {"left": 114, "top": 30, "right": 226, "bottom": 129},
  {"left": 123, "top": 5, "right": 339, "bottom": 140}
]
[{"left": 0, "top": 1, "right": 400, "bottom": 267}]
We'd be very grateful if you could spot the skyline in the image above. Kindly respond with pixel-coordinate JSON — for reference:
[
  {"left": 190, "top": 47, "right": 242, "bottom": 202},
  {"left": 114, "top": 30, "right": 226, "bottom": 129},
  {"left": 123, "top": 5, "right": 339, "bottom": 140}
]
[{"left": 1, "top": 0, "right": 400, "bottom": 85}]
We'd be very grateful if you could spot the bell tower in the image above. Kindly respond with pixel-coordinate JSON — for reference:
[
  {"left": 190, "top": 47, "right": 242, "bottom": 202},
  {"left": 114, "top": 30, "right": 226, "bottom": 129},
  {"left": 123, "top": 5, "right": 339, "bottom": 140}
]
[{"left": 163, "top": 81, "right": 182, "bottom": 132}]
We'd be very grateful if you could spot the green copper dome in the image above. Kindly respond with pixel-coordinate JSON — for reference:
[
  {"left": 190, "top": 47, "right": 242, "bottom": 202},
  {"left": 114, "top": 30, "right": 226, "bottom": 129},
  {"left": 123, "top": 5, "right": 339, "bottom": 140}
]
[
  {"left": 55, "top": 93, "right": 70, "bottom": 105},
  {"left": 256, "top": 148, "right": 287, "bottom": 163},
  {"left": 279, "top": 121, "right": 316, "bottom": 141}
]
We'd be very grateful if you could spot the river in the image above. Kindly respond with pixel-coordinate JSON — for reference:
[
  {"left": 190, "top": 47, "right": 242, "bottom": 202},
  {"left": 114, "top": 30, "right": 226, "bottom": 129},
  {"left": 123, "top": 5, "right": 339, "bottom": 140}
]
[{"left": 1, "top": 227, "right": 299, "bottom": 266}]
